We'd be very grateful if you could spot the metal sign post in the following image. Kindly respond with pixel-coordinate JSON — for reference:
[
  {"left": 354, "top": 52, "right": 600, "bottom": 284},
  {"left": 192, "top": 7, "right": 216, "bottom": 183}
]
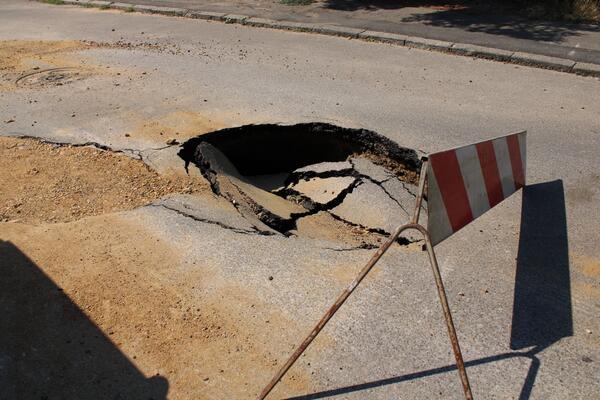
[
  {"left": 257, "top": 160, "right": 473, "bottom": 400},
  {"left": 258, "top": 130, "right": 526, "bottom": 400}
]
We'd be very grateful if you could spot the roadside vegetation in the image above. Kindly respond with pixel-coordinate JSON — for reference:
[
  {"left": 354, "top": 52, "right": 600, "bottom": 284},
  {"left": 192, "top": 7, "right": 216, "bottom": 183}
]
[
  {"left": 515, "top": 0, "right": 600, "bottom": 22},
  {"left": 39, "top": 0, "right": 600, "bottom": 23}
]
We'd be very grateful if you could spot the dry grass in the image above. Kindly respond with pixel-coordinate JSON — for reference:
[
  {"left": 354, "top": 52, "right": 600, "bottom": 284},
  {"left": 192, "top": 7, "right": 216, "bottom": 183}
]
[
  {"left": 570, "top": 0, "right": 600, "bottom": 21},
  {"left": 522, "top": 0, "right": 600, "bottom": 22}
]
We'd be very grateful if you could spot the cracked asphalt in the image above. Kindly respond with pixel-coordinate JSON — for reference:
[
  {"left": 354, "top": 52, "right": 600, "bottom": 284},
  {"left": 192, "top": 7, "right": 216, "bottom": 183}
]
[{"left": 1, "top": 1, "right": 599, "bottom": 399}]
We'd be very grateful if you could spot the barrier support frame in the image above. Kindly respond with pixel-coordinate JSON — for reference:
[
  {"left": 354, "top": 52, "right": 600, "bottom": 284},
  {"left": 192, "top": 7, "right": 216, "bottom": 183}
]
[{"left": 258, "top": 159, "right": 474, "bottom": 400}]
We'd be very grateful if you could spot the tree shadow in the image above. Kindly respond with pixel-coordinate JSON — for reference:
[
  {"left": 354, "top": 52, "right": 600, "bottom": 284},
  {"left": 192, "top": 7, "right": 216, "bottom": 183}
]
[
  {"left": 0, "top": 240, "right": 168, "bottom": 399},
  {"left": 322, "top": 1, "right": 600, "bottom": 42},
  {"left": 323, "top": 0, "right": 475, "bottom": 12},
  {"left": 283, "top": 180, "right": 572, "bottom": 399},
  {"left": 400, "top": 9, "right": 598, "bottom": 42}
]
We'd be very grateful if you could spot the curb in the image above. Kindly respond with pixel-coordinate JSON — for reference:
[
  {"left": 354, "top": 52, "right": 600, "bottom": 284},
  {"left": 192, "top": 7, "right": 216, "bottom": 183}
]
[{"left": 50, "top": 0, "right": 600, "bottom": 78}]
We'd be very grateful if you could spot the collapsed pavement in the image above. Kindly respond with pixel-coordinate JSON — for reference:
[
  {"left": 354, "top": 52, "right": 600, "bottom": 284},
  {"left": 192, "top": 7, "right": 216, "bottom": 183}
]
[
  {"left": 179, "top": 123, "right": 427, "bottom": 244},
  {"left": 2, "top": 3, "right": 599, "bottom": 398}
]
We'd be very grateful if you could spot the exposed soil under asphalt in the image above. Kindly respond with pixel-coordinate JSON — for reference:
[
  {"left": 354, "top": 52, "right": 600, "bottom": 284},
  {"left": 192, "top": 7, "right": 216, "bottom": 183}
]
[
  {"left": 0, "top": 40, "right": 105, "bottom": 91},
  {"left": 0, "top": 215, "right": 311, "bottom": 399},
  {"left": 0, "top": 37, "right": 425, "bottom": 398},
  {"left": 124, "top": 110, "right": 229, "bottom": 143},
  {"left": 179, "top": 123, "right": 423, "bottom": 240},
  {"left": 0, "top": 136, "right": 208, "bottom": 223}
]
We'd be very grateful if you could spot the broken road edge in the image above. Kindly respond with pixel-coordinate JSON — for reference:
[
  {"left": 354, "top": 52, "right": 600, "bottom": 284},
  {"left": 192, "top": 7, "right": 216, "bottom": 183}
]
[{"left": 40, "top": 0, "right": 600, "bottom": 78}]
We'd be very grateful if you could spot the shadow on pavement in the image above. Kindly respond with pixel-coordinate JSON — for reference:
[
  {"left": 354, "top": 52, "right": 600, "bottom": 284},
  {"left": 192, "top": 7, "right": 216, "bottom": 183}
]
[
  {"left": 323, "top": 1, "right": 600, "bottom": 43},
  {"left": 323, "top": 0, "right": 471, "bottom": 11},
  {"left": 284, "top": 180, "right": 572, "bottom": 400},
  {"left": 0, "top": 240, "right": 168, "bottom": 399},
  {"left": 284, "top": 348, "right": 546, "bottom": 400},
  {"left": 511, "top": 180, "right": 572, "bottom": 348},
  {"left": 401, "top": 9, "right": 600, "bottom": 42}
]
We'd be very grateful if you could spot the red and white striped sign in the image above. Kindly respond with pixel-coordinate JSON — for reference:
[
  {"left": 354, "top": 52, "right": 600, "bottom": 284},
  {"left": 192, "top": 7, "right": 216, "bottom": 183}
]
[{"left": 427, "top": 131, "right": 526, "bottom": 245}]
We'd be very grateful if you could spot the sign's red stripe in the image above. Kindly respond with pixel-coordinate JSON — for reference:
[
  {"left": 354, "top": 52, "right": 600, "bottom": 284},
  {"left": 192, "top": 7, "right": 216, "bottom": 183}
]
[
  {"left": 475, "top": 142, "right": 504, "bottom": 208},
  {"left": 429, "top": 150, "right": 473, "bottom": 232},
  {"left": 506, "top": 134, "right": 525, "bottom": 189}
]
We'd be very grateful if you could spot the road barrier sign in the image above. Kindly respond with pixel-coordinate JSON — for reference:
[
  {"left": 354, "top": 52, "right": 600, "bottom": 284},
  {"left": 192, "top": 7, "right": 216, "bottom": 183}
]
[
  {"left": 428, "top": 131, "right": 526, "bottom": 245},
  {"left": 258, "top": 131, "right": 527, "bottom": 400}
]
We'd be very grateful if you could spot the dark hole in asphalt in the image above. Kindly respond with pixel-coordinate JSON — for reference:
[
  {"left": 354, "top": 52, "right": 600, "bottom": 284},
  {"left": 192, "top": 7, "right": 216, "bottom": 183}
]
[
  {"left": 179, "top": 123, "right": 420, "bottom": 176},
  {"left": 178, "top": 123, "right": 424, "bottom": 242}
]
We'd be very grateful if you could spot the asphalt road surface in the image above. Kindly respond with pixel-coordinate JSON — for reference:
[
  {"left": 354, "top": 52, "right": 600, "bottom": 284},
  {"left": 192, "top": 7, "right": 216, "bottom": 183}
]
[{"left": 1, "top": 1, "right": 599, "bottom": 399}]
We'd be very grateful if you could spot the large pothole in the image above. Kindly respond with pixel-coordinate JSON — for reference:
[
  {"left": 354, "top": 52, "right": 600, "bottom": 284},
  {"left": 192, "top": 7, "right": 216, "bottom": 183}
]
[{"left": 179, "top": 123, "right": 425, "bottom": 245}]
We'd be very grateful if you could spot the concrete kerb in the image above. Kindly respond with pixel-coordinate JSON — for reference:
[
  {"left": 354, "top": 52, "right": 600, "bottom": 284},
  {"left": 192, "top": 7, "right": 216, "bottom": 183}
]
[
  {"left": 451, "top": 43, "right": 514, "bottom": 61},
  {"left": 60, "top": 0, "right": 88, "bottom": 4},
  {"left": 61, "top": 0, "right": 100, "bottom": 6},
  {"left": 245, "top": 19, "right": 322, "bottom": 34},
  {"left": 309, "top": 24, "right": 366, "bottom": 38},
  {"left": 88, "top": 0, "right": 112, "bottom": 7},
  {"left": 185, "top": 10, "right": 227, "bottom": 21},
  {"left": 223, "top": 14, "right": 249, "bottom": 24},
  {"left": 244, "top": 17, "right": 283, "bottom": 29},
  {"left": 510, "top": 52, "right": 576, "bottom": 71},
  {"left": 405, "top": 36, "right": 453, "bottom": 51},
  {"left": 41, "top": 0, "right": 600, "bottom": 78},
  {"left": 109, "top": 2, "right": 135, "bottom": 11},
  {"left": 359, "top": 31, "right": 408, "bottom": 45},
  {"left": 132, "top": 4, "right": 187, "bottom": 16},
  {"left": 573, "top": 62, "right": 600, "bottom": 76}
]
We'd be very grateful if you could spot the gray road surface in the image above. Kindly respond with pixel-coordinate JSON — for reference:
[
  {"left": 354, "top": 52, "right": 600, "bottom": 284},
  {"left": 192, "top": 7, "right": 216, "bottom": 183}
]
[
  {"left": 1, "top": 1, "right": 599, "bottom": 399},
  {"left": 104, "top": 0, "right": 600, "bottom": 64}
]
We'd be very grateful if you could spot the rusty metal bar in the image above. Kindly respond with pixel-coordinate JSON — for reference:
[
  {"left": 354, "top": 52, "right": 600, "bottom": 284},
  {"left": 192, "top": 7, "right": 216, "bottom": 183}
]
[
  {"left": 257, "top": 222, "right": 417, "bottom": 400},
  {"left": 421, "top": 226, "right": 473, "bottom": 400},
  {"left": 257, "top": 165, "right": 473, "bottom": 400},
  {"left": 412, "top": 158, "right": 428, "bottom": 225}
]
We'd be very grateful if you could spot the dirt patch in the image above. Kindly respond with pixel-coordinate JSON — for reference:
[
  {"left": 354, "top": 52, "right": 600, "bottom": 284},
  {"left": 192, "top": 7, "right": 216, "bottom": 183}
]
[
  {"left": 126, "top": 111, "right": 228, "bottom": 143},
  {"left": 0, "top": 40, "right": 105, "bottom": 91},
  {"left": 295, "top": 211, "right": 383, "bottom": 248},
  {"left": 0, "top": 215, "right": 310, "bottom": 399},
  {"left": 0, "top": 136, "right": 209, "bottom": 223},
  {"left": 576, "top": 281, "right": 600, "bottom": 298},
  {"left": 573, "top": 254, "right": 600, "bottom": 278},
  {"left": 580, "top": 256, "right": 600, "bottom": 277},
  {"left": 0, "top": 40, "right": 85, "bottom": 72}
]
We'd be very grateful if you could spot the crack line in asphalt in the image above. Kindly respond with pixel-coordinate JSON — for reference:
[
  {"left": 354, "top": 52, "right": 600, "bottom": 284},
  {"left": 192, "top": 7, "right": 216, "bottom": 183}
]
[
  {"left": 6, "top": 134, "right": 140, "bottom": 160},
  {"left": 5, "top": 134, "right": 181, "bottom": 166},
  {"left": 321, "top": 243, "right": 379, "bottom": 252},
  {"left": 149, "top": 203, "right": 276, "bottom": 236},
  {"left": 347, "top": 158, "right": 412, "bottom": 216}
]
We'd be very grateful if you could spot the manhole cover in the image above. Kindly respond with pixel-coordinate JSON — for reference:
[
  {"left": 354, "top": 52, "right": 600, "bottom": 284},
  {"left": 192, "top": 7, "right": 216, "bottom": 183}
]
[
  {"left": 15, "top": 67, "right": 86, "bottom": 88},
  {"left": 179, "top": 123, "right": 425, "bottom": 245}
]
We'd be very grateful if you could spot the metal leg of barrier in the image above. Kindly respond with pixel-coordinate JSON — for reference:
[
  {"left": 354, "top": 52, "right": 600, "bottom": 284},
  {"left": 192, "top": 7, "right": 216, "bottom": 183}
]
[
  {"left": 416, "top": 159, "right": 472, "bottom": 399},
  {"left": 257, "top": 222, "right": 417, "bottom": 400},
  {"left": 257, "top": 161, "right": 473, "bottom": 400},
  {"left": 422, "top": 228, "right": 473, "bottom": 400}
]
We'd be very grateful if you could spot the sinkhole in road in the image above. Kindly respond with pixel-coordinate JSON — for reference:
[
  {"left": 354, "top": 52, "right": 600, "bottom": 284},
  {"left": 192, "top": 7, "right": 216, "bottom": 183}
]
[{"left": 179, "top": 123, "right": 425, "bottom": 244}]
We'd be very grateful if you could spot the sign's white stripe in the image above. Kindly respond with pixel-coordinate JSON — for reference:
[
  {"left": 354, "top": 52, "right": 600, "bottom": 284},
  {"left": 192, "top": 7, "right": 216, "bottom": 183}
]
[
  {"left": 492, "top": 137, "right": 515, "bottom": 198},
  {"left": 518, "top": 132, "right": 527, "bottom": 185},
  {"left": 427, "top": 164, "right": 454, "bottom": 245},
  {"left": 455, "top": 144, "right": 490, "bottom": 219}
]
